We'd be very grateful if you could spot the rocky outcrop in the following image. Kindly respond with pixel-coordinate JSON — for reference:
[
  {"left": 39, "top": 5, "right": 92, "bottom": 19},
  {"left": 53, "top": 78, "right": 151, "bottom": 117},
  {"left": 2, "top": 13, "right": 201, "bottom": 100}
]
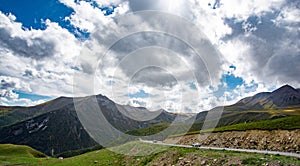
[{"left": 165, "top": 129, "right": 300, "bottom": 153}]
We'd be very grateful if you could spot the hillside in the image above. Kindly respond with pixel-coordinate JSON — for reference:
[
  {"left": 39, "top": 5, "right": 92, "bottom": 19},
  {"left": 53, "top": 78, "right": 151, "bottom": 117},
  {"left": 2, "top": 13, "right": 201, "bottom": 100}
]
[
  {"left": 0, "top": 85, "right": 299, "bottom": 156},
  {"left": 126, "top": 113, "right": 300, "bottom": 137},
  {"left": 125, "top": 85, "right": 300, "bottom": 138},
  {"left": 0, "top": 106, "right": 99, "bottom": 156},
  {"left": 0, "top": 144, "right": 45, "bottom": 158},
  {"left": 165, "top": 116, "right": 300, "bottom": 153},
  {"left": 191, "top": 85, "right": 300, "bottom": 128},
  {"left": 225, "top": 85, "right": 300, "bottom": 111},
  {"left": 0, "top": 142, "right": 299, "bottom": 166},
  {"left": 0, "top": 97, "right": 74, "bottom": 127},
  {"left": 0, "top": 95, "right": 179, "bottom": 156},
  {"left": 166, "top": 129, "right": 300, "bottom": 153},
  {"left": 0, "top": 95, "right": 178, "bottom": 130},
  {"left": 0, "top": 144, "right": 46, "bottom": 165}
]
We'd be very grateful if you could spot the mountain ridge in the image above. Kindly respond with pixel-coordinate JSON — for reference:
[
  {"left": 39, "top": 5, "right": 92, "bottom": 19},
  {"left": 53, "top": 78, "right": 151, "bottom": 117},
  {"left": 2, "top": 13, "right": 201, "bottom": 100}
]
[
  {"left": 0, "top": 84, "right": 299, "bottom": 156},
  {"left": 0, "top": 94, "right": 181, "bottom": 155},
  {"left": 225, "top": 84, "right": 300, "bottom": 111}
]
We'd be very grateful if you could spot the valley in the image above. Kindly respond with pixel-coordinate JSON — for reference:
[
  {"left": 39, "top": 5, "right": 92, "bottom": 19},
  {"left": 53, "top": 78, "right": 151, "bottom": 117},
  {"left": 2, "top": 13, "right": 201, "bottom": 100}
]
[
  {"left": 0, "top": 143, "right": 299, "bottom": 166},
  {"left": 0, "top": 85, "right": 300, "bottom": 165}
]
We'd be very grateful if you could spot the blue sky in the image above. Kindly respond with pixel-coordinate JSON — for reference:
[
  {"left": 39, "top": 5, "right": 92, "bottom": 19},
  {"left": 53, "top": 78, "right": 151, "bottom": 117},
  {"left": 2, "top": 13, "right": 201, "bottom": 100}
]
[
  {"left": 0, "top": 0, "right": 116, "bottom": 39},
  {"left": 0, "top": 0, "right": 121, "bottom": 105},
  {"left": 0, "top": 0, "right": 72, "bottom": 105},
  {"left": 0, "top": 0, "right": 298, "bottom": 112},
  {"left": 0, "top": 0, "right": 73, "bottom": 30},
  {"left": 13, "top": 90, "right": 54, "bottom": 101}
]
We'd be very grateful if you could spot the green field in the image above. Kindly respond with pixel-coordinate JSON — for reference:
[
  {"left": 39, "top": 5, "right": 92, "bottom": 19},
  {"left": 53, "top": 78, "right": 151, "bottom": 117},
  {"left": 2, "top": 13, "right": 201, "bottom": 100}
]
[
  {"left": 126, "top": 115, "right": 300, "bottom": 137},
  {"left": 126, "top": 123, "right": 171, "bottom": 136},
  {"left": 185, "top": 115, "right": 300, "bottom": 135},
  {"left": 212, "top": 115, "right": 300, "bottom": 132},
  {"left": 0, "top": 144, "right": 46, "bottom": 165},
  {"left": 1, "top": 112, "right": 299, "bottom": 165},
  {"left": 0, "top": 143, "right": 299, "bottom": 166}
]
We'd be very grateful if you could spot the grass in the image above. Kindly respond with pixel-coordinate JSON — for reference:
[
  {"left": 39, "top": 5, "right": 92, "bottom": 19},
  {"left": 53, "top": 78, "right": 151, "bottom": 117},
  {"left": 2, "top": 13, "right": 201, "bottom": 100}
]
[
  {"left": 0, "top": 144, "right": 46, "bottom": 165},
  {"left": 0, "top": 144, "right": 45, "bottom": 158},
  {"left": 125, "top": 123, "right": 170, "bottom": 136},
  {"left": 211, "top": 115, "right": 300, "bottom": 133},
  {"left": 251, "top": 109, "right": 300, "bottom": 116},
  {"left": 0, "top": 142, "right": 299, "bottom": 166},
  {"left": 125, "top": 122, "right": 195, "bottom": 138},
  {"left": 172, "top": 115, "right": 300, "bottom": 136},
  {"left": 54, "top": 145, "right": 103, "bottom": 158},
  {"left": 184, "top": 115, "right": 300, "bottom": 136},
  {"left": 126, "top": 111, "right": 300, "bottom": 137},
  {"left": 109, "top": 141, "right": 168, "bottom": 156},
  {"left": 1, "top": 110, "right": 299, "bottom": 165},
  {"left": 0, "top": 109, "right": 9, "bottom": 115}
]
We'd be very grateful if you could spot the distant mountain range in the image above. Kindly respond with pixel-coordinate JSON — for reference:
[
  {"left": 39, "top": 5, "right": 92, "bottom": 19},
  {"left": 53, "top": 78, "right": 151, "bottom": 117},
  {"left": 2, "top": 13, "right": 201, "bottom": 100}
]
[
  {"left": 190, "top": 85, "right": 300, "bottom": 131},
  {"left": 0, "top": 84, "right": 299, "bottom": 156},
  {"left": 226, "top": 85, "right": 300, "bottom": 110},
  {"left": 0, "top": 95, "right": 179, "bottom": 155}
]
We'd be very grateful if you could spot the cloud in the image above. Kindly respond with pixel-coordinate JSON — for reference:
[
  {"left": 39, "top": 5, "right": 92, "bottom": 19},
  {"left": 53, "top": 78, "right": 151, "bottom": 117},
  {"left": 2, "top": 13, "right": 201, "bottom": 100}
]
[
  {"left": 3, "top": 0, "right": 220, "bottom": 111},
  {"left": 0, "top": 76, "right": 47, "bottom": 106},
  {"left": 0, "top": 11, "right": 82, "bottom": 101},
  {"left": 128, "top": 0, "right": 189, "bottom": 18},
  {"left": 60, "top": 0, "right": 129, "bottom": 33},
  {"left": 221, "top": 2, "right": 300, "bottom": 87},
  {"left": 0, "top": 76, "right": 31, "bottom": 92},
  {"left": 0, "top": 14, "right": 55, "bottom": 59},
  {"left": 187, "top": 0, "right": 299, "bottom": 88},
  {"left": 70, "top": 8, "right": 226, "bottom": 112},
  {"left": 0, "top": 0, "right": 299, "bottom": 112},
  {"left": 181, "top": 0, "right": 300, "bottom": 107},
  {"left": 0, "top": 91, "right": 47, "bottom": 106}
]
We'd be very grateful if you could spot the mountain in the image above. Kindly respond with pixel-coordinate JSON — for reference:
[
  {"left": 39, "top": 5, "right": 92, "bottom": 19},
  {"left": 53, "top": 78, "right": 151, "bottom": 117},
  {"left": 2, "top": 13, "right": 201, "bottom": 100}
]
[
  {"left": 0, "top": 97, "right": 74, "bottom": 127},
  {"left": 0, "top": 106, "right": 98, "bottom": 156},
  {"left": 268, "top": 85, "right": 300, "bottom": 107},
  {"left": 0, "top": 94, "right": 179, "bottom": 156},
  {"left": 226, "top": 85, "right": 300, "bottom": 110},
  {"left": 191, "top": 85, "right": 300, "bottom": 129},
  {"left": 0, "top": 85, "right": 299, "bottom": 156}
]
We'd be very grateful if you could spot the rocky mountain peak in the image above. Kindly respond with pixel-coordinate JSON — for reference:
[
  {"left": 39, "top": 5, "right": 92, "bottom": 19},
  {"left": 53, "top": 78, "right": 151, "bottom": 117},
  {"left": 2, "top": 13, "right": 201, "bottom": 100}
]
[{"left": 271, "top": 84, "right": 298, "bottom": 94}]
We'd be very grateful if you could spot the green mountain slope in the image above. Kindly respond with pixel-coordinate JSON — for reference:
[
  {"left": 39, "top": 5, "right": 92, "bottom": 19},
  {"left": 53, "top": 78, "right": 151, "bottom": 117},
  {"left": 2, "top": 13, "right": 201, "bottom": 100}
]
[
  {"left": 0, "top": 84, "right": 299, "bottom": 157},
  {"left": 126, "top": 114, "right": 300, "bottom": 137},
  {"left": 0, "top": 95, "right": 179, "bottom": 156},
  {"left": 0, "top": 144, "right": 46, "bottom": 165},
  {"left": 1, "top": 143, "right": 299, "bottom": 166},
  {"left": 191, "top": 85, "right": 300, "bottom": 129}
]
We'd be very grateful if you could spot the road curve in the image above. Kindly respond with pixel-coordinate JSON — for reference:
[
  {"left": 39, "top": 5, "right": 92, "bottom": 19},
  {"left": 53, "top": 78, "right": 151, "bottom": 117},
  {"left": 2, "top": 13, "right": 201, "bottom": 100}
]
[{"left": 140, "top": 139, "right": 300, "bottom": 158}]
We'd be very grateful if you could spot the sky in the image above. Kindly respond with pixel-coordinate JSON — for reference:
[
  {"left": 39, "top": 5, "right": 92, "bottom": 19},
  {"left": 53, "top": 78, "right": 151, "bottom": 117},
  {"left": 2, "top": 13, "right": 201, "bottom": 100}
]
[{"left": 0, "top": 0, "right": 299, "bottom": 113}]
